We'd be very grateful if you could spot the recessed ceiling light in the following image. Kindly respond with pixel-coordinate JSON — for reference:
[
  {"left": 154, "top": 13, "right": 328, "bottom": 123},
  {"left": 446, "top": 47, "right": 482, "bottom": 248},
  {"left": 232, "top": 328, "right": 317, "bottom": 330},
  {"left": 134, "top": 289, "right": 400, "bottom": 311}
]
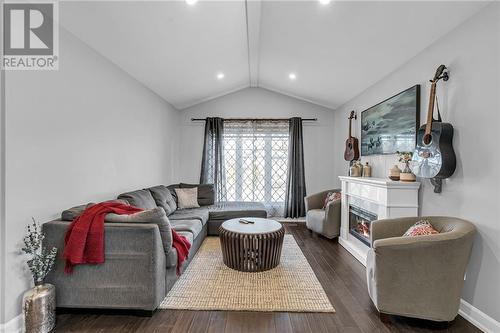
[
  {"left": 216, "top": 72, "right": 225, "bottom": 80},
  {"left": 319, "top": 0, "right": 331, "bottom": 4},
  {"left": 288, "top": 73, "right": 297, "bottom": 81},
  {"left": 186, "top": 0, "right": 198, "bottom": 6}
]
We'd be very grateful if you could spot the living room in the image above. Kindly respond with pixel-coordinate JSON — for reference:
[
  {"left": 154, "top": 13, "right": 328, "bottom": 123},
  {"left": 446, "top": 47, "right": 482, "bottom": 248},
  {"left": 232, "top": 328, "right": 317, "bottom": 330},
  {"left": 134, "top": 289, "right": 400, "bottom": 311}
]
[{"left": 0, "top": 1, "right": 499, "bottom": 332}]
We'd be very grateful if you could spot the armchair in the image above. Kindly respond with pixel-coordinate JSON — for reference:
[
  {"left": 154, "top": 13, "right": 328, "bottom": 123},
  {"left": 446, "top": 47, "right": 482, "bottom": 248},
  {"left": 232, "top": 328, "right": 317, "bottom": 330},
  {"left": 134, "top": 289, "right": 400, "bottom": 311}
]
[
  {"left": 304, "top": 189, "right": 341, "bottom": 239},
  {"left": 366, "top": 216, "right": 476, "bottom": 323}
]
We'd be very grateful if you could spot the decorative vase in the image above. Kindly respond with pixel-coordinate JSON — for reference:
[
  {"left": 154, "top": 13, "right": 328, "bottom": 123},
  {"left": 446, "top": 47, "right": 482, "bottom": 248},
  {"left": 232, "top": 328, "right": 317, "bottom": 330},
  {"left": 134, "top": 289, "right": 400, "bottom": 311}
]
[
  {"left": 23, "top": 282, "right": 56, "bottom": 333},
  {"left": 356, "top": 161, "right": 364, "bottom": 177},
  {"left": 402, "top": 162, "right": 412, "bottom": 174},
  {"left": 349, "top": 161, "right": 361, "bottom": 177},
  {"left": 400, "top": 172, "right": 416, "bottom": 182},
  {"left": 362, "top": 162, "right": 372, "bottom": 177},
  {"left": 400, "top": 162, "right": 416, "bottom": 182},
  {"left": 389, "top": 165, "right": 401, "bottom": 181}
]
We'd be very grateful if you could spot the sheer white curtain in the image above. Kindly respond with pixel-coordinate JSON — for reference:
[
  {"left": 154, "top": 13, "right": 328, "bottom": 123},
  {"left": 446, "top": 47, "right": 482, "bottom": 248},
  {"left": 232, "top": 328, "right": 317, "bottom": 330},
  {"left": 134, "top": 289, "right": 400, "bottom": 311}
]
[{"left": 222, "top": 120, "right": 289, "bottom": 217}]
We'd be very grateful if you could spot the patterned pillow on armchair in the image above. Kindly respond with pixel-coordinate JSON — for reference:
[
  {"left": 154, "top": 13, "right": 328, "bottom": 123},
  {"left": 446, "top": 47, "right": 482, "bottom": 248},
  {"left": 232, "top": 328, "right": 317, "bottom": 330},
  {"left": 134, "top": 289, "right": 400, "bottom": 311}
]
[
  {"left": 403, "top": 219, "right": 439, "bottom": 237},
  {"left": 323, "top": 192, "right": 341, "bottom": 209}
]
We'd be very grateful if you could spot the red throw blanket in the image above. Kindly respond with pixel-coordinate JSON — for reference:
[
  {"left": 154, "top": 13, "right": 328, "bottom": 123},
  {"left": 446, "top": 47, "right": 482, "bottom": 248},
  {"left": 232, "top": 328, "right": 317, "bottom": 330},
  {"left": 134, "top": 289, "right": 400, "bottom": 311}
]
[
  {"left": 63, "top": 202, "right": 142, "bottom": 273},
  {"left": 172, "top": 229, "right": 191, "bottom": 275},
  {"left": 63, "top": 201, "right": 191, "bottom": 275}
]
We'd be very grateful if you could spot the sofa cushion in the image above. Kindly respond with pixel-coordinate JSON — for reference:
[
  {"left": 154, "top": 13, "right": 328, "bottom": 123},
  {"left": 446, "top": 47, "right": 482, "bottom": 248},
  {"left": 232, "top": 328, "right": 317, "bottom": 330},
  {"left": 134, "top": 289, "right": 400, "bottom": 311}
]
[
  {"left": 104, "top": 207, "right": 173, "bottom": 254},
  {"left": 148, "top": 185, "right": 177, "bottom": 215},
  {"left": 61, "top": 199, "right": 129, "bottom": 221},
  {"left": 169, "top": 208, "right": 209, "bottom": 225},
  {"left": 176, "top": 231, "right": 194, "bottom": 245},
  {"left": 117, "top": 189, "right": 157, "bottom": 210},
  {"left": 61, "top": 203, "right": 93, "bottom": 221},
  {"left": 180, "top": 183, "right": 215, "bottom": 206},
  {"left": 207, "top": 201, "right": 267, "bottom": 221},
  {"left": 167, "top": 184, "right": 180, "bottom": 203},
  {"left": 175, "top": 188, "right": 200, "bottom": 209},
  {"left": 306, "top": 209, "right": 326, "bottom": 234},
  {"left": 170, "top": 219, "right": 202, "bottom": 239},
  {"left": 166, "top": 223, "right": 204, "bottom": 269}
]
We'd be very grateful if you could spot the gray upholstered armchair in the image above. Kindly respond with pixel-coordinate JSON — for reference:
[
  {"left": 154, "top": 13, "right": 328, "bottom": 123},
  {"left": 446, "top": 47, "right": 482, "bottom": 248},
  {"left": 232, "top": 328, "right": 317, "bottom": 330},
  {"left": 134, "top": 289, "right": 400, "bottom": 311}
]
[
  {"left": 366, "top": 216, "right": 476, "bottom": 323},
  {"left": 304, "top": 189, "right": 341, "bottom": 239}
]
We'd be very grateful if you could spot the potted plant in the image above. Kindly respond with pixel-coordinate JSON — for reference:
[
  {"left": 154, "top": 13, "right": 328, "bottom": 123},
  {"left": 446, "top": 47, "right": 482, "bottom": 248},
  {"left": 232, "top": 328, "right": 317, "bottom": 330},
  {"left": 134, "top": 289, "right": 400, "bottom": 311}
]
[
  {"left": 22, "top": 218, "right": 58, "bottom": 333},
  {"left": 397, "top": 151, "right": 416, "bottom": 182}
]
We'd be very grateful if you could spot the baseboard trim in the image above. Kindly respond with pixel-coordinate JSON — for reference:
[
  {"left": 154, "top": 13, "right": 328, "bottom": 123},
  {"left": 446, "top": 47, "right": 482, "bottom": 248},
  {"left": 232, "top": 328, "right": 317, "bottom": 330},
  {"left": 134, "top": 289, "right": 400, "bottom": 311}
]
[
  {"left": 459, "top": 299, "right": 500, "bottom": 333},
  {"left": 0, "top": 314, "right": 23, "bottom": 333}
]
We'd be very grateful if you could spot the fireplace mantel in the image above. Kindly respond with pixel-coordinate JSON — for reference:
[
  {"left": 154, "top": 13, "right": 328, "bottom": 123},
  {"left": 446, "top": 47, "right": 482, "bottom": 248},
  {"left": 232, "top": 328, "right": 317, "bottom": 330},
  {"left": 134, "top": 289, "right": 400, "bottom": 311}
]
[
  {"left": 338, "top": 176, "right": 421, "bottom": 189},
  {"left": 338, "top": 176, "right": 420, "bottom": 266}
]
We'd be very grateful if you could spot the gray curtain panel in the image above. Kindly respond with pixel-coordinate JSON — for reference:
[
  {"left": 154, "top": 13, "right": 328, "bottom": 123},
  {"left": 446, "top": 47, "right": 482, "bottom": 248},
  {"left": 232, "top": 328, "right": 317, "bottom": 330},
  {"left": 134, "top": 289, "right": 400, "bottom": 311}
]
[
  {"left": 200, "top": 117, "right": 226, "bottom": 201},
  {"left": 284, "top": 117, "right": 307, "bottom": 218}
]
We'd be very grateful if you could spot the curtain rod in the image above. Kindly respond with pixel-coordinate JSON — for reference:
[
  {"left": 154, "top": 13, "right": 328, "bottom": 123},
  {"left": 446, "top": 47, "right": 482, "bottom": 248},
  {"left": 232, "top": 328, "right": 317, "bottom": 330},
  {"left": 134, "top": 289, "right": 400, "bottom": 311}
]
[{"left": 190, "top": 118, "right": 317, "bottom": 122}]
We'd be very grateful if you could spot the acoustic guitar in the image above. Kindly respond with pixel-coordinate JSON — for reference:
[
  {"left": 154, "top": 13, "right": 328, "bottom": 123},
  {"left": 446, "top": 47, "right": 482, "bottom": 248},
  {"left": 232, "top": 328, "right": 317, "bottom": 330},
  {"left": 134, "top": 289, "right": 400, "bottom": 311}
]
[
  {"left": 344, "top": 111, "right": 360, "bottom": 161},
  {"left": 410, "top": 65, "right": 456, "bottom": 179}
]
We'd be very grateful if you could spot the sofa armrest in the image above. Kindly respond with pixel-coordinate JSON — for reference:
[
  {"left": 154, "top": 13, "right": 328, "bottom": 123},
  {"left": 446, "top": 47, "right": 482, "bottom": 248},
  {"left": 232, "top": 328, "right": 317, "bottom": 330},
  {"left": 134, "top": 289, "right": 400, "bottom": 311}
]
[
  {"left": 105, "top": 210, "right": 173, "bottom": 255},
  {"left": 304, "top": 188, "right": 340, "bottom": 211},
  {"left": 370, "top": 216, "right": 422, "bottom": 245},
  {"left": 325, "top": 199, "right": 341, "bottom": 223},
  {"left": 43, "top": 220, "right": 167, "bottom": 311}
]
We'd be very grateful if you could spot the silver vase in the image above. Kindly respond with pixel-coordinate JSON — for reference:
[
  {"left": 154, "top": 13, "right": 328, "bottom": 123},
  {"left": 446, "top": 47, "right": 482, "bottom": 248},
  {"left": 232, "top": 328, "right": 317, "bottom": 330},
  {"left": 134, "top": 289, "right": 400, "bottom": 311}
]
[{"left": 23, "top": 283, "right": 56, "bottom": 333}]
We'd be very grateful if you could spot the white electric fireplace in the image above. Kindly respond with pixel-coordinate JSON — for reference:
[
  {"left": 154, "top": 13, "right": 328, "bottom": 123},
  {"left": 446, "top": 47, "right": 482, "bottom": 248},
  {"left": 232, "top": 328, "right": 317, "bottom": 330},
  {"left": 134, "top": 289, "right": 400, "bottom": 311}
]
[{"left": 338, "top": 176, "right": 420, "bottom": 266}]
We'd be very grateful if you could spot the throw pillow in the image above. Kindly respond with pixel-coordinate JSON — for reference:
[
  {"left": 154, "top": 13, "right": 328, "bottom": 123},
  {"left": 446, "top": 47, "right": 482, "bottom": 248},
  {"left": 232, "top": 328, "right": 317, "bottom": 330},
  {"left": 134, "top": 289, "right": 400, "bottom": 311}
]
[
  {"left": 180, "top": 183, "right": 215, "bottom": 206},
  {"left": 117, "top": 189, "right": 157, "bottom": 210},
  {"left": 167, "top": 184, "right": 180, "bottom": 203},
  {"left": 323, "top": 191, "right": 341, "bottom": 209},
  {"left": 148, "top": 185, "right": 177, "bottom": 215},
  {"left": 403, "top": 219, "right": 439, "bottom": 237},
  {"left": 175, "top": 187, "right": 200, "bottom": 209}
]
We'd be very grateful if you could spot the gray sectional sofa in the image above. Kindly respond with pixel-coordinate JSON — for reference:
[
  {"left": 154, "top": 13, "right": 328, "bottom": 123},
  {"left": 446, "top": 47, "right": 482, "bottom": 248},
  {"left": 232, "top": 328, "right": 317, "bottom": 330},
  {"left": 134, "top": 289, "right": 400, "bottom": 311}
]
[{"left": 43, "top": 183, "right": 266, "bottom": 314}]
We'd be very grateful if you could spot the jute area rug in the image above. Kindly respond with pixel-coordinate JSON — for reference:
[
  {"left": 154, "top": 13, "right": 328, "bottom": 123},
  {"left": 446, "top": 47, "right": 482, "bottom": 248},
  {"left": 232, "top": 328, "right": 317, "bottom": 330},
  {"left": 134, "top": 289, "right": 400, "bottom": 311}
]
[{"left": 159, "top": 235, "right": 335, "bottom": 313}]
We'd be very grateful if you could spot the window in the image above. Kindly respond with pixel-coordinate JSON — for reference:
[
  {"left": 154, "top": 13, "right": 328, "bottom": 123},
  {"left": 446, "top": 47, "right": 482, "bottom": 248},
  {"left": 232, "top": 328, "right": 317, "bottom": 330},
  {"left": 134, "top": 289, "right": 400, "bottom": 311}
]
[{"left": 223, "top": 120, "right": 289, "bottom": 217}]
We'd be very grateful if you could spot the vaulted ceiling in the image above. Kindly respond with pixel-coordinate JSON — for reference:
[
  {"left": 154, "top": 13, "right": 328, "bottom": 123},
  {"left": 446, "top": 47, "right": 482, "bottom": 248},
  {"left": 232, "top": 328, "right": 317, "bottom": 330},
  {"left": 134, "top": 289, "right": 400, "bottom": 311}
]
[{"left": 60, "top": 1, "right": 488, "bottom": 110}]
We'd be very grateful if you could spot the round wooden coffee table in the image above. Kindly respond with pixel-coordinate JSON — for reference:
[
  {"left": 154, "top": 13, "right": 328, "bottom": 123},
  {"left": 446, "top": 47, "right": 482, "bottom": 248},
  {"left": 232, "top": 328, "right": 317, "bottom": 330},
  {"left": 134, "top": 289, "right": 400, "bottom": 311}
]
[{"left": 219, "top": 217, "right": 285, "bottom": 272}]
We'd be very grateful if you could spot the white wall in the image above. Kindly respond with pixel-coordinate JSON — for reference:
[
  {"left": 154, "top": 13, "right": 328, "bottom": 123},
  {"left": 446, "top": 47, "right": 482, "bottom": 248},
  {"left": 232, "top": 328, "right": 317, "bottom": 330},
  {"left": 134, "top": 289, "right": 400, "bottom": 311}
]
[
  {"left": 1, "top": 2, "right": 6, "bottom": 325},
  {"left": 178, "top": 87, "right": 336, "bottom": 196},
  {"left": 2, "top": 28, "right": 180, "bottom": 323},
  {"left": 0, "top": 44, "right": 5, "bottom": 328},
  {"left": 332, "top": 3, "right": 500, "bottom": 322}
]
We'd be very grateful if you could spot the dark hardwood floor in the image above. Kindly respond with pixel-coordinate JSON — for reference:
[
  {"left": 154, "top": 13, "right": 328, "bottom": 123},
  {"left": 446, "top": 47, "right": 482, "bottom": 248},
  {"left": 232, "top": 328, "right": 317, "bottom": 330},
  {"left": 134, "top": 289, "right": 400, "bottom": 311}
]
[{"left": 53, "top": 223, "right": 481, "bottom": 333}]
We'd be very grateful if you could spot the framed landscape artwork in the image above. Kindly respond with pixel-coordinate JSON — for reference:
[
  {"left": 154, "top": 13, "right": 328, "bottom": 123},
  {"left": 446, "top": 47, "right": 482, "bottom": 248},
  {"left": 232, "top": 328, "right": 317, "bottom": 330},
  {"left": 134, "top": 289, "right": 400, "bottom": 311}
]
[{"left": 361, "top": 85, "right": 420, "bottom": 156}]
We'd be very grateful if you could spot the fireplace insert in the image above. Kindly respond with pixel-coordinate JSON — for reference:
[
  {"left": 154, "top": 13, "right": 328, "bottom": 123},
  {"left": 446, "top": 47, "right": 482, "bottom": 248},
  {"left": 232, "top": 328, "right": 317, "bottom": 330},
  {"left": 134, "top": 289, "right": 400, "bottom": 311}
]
[{"left": 349, "top": 205, "right": 378, "bottom": 246}]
